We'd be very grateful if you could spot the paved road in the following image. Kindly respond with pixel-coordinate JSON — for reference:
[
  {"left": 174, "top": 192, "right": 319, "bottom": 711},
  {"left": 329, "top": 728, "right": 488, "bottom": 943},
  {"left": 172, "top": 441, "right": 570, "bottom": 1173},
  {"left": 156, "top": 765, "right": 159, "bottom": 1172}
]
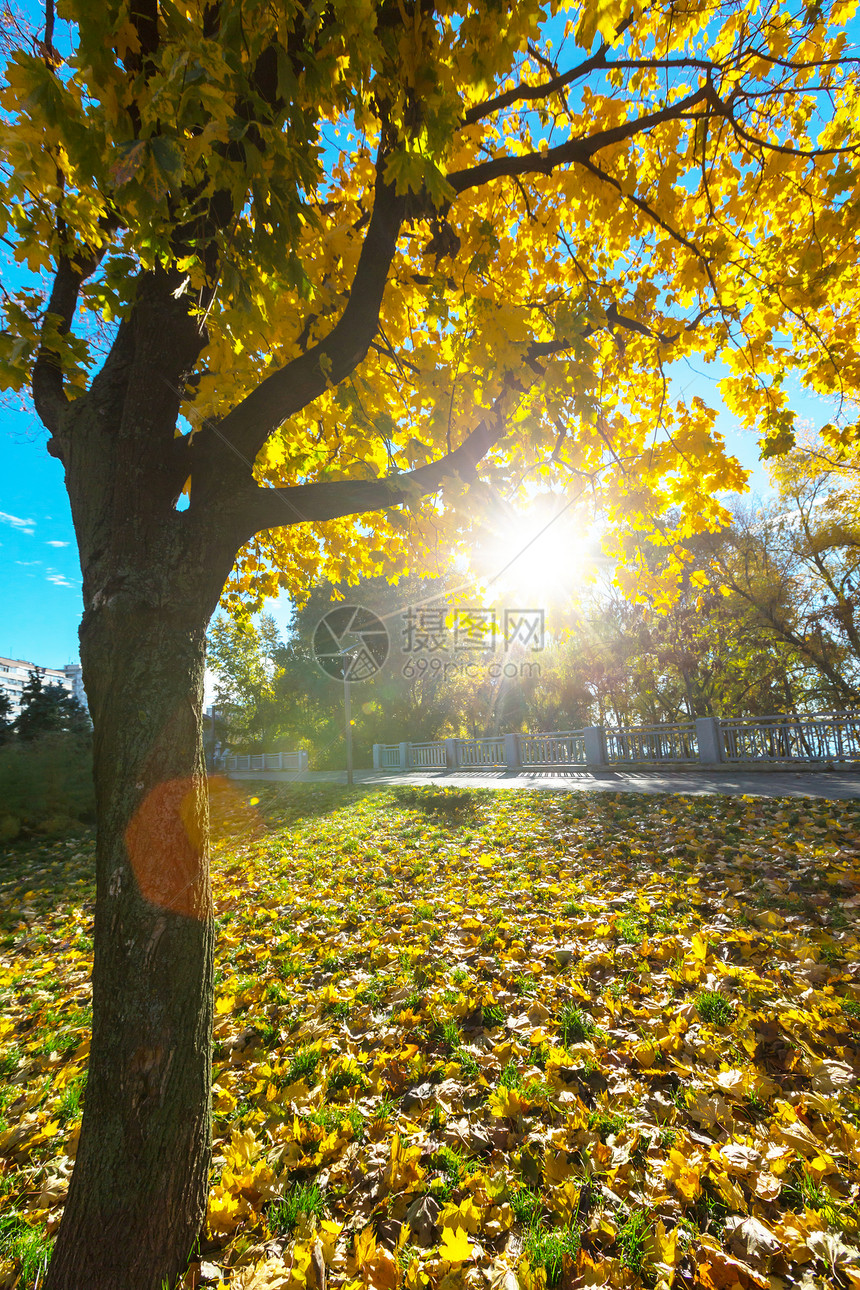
[{"left": 226, "top": 766, "right": 860, "bottom": 801}]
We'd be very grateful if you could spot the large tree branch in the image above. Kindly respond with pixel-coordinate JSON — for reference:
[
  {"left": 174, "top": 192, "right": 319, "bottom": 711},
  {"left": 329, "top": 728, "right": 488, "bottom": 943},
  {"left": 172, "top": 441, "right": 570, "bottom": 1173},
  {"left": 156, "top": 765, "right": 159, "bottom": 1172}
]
[
  {"left": 32, "top": 239, "right": 112, "bottom": 442},
  {"left": 463, "top": 45, "right": 612, "bottom": 126},
  {"left": 201, "top": 86, "right": 718, "bottom": 505},
  {"left": 209, "top": 292, "right": 708, "bottom": 539},
  {"left": 449, "top": 86, "right": 710, "bottom": 193},
  {"left": 462, "top": 11, "right": 645, "bottom": 127},
  {"left": 226, "top": 328, "right": 646, "bottom": 546},
  {"left": 210, "top": 170, "right": 405, "bottom": 473},
  {"left": 203, "top": 88, "right": 712, "bottom": 500},
  {"left": 226, "top": 366, "right": 541, "bottom": 547}
]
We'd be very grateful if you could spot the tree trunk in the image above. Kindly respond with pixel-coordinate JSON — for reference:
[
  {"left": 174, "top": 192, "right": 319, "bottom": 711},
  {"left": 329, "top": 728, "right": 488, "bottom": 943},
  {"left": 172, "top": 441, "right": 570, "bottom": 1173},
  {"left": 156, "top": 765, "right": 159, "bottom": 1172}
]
[{"left": 44, "top": 596, "right": 216, "bottom": 1289}]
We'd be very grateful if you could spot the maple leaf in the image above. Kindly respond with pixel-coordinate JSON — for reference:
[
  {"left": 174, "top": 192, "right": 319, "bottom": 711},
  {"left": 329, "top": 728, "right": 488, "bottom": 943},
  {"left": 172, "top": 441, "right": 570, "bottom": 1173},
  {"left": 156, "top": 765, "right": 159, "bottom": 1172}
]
[{"left": 440, "top": 1227, "right": 473, "bottom": 1264}]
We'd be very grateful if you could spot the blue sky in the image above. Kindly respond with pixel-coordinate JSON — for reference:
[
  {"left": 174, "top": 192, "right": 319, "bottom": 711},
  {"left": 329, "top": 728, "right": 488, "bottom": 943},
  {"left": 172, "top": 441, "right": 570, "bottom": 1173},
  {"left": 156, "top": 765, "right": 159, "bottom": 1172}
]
[
  {"left": 0, "top": 407, "right": 82, "bottom": 666},
  {"left": 0, "top": 400, "right": 296, "bottom": 670}
]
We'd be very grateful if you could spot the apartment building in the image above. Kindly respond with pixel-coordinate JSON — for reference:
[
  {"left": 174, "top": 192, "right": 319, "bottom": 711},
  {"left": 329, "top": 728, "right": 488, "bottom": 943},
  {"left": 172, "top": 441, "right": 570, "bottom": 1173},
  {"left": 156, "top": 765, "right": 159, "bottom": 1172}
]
[{"left": 0, "top": 657, "right": 88, "bottom": 718}]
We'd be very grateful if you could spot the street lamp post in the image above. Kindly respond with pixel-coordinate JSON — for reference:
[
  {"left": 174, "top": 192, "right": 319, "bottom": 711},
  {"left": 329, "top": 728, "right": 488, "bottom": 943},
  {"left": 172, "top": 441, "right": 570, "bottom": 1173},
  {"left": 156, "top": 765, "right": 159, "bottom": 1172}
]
[
  {"left": 312, "top": 606, "right": 390, "bottom": 788},
  {"left": 339, "top": 643, "right": 361, "bottom": 787},
  {"left": 343, "top": 662, "right": 353, "bottom": 786}
]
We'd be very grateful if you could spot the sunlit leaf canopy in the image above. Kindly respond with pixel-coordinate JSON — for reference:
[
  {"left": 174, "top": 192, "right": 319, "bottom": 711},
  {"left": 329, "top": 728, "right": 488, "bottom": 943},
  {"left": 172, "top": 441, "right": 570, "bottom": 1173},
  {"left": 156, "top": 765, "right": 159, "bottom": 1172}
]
[{"left": 1, "top": 0, "right": 858, "bottom": 613}]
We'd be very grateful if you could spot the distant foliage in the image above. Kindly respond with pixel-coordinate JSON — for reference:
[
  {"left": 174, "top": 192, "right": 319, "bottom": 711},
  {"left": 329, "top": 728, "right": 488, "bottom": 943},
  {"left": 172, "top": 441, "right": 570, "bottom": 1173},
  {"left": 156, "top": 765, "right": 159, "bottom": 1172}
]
[
  {"left": 0, "top": 692, "right": 13, "bottom": 746},
  {"left": 14, "top": 670, "right": 90, "bottom": 742},
  {"left": 0, "top": 734, "right": 94, "bottom": 841}
]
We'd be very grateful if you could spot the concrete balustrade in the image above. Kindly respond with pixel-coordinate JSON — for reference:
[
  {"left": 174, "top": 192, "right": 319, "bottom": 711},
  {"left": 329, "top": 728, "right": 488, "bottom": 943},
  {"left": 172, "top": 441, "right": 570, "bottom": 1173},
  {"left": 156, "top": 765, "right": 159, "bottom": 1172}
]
[
  {"left": 216, "top": 711, "right": 860, "bottom": 779},
  {"left": 371, "top": 711, "right": 860, "bottom": 773}
]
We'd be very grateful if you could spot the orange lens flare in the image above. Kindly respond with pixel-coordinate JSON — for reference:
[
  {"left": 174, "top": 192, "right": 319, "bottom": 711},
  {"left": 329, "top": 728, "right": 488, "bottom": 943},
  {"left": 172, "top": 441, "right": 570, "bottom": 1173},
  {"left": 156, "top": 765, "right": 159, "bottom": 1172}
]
[{"left": 125, "top": 776, "right": 210, "bottom": 919}]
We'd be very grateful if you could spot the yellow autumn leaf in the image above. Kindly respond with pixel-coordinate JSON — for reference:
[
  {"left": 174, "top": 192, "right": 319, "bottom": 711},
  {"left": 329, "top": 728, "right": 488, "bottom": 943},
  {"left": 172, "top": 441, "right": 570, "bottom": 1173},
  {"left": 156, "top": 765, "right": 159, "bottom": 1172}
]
[
  {"left": 690, "top": 932, "right": 709, "bottom": 961},
  {"left": 574, "top": 0, "right": 635, "bottom": 47},
  {"left": 633, "top": 1040, "right": 658, "bottom": 1067},
  {"left": 552, "top": 1177, "right": 581, "bottom": 1224},
  {"left": 440, "top": 1196, "right": 481, "bottom": 1234},
  {"left": 354, "top": 1226, "right": 377, "bottom": 1270},
  {"left": 663, "top": 1148, "right": 703, "bottom": 1202},
  {"left": 488, "top": 1085, "right": 529, "bottom": 1119},
  {"left": 225, "top": 1126, "right": 261, "bottom": 1168},
  {"left": 644, "top": 1219, "right": 680, "bottom": 1270},
  {"left": 319, "top": 1220, "right": 343, "bottom": 1264},
  {"left": 710, "top": 1168, "right": 746, "bottom": 1210},
  {"left": 544, "top": 1150, "right": 574, "bottom": 1186},
  {"left": 383, "top": 1133, "right": 425, "bottom": 1192},
  {"left": 207, "top": 1185, "right": 251, "bottom": 1236},
  {"left": 439, "top": 1226, "right": 473, "bottom": 1264}
]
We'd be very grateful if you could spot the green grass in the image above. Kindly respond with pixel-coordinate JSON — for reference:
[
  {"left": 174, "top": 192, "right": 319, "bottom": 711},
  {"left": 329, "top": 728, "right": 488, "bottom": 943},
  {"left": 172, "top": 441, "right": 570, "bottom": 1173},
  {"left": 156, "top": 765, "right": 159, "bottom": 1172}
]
[
  {"left": 56, "top": 1071, "right": 87, "bottom": 1124},
  {"left": 499, "top": 1060, "right": 523, "bottom": 1089},
  {"left": 286, "top": 1046, "right": 321, "bottom": 1085},
  {"left": 588, "top": 1110, "right": 625, "bottom": 1140},
  {"left": 268, "top": 1183, "right": 324, "bottom": 1236},
  {"left": 432, "top": 1145, "right": 466, "bottom": 1195},
  {"left": 695, "top": 990, "right": 734, "bottom": 1027},
  {"left": 455, "top": 1047, "right": 480, "bottom": 1080},
  {"left": 781, "top": 1165, "right": 855, "bottom": 1231},
  {"left": 0, "top": 1046, "right": 22, "bottom": 1078},
  {"left": 617, "top": 1209, "right": 650, "bottom": 1275},
  {"left": 306, "top": 1106, "right": 343, "bottom": 1132},
  {"left": 326, "top": 1060, "right": 367, "bottom": 1096},
  {"left": 0, "top": 733, "right": 94, "bottom": 837},
  {"left": 522, "top": 1225, "right": 580, "bottom": 1286},
  {"left": 617, "top": 914, "right": 649, "bottom": 943},
  {"left": 509, "top": 1185, "right": 543, "bottom": 1228},
  {"left": 481, "top": 1002, "right": 506, "bottom": 1029},
  {"left": 558, "top": 1004, "right": 596, "bottom": 1046},
  {"left": 0, "top": 1214, "right": 53, "bottom": 1287}
]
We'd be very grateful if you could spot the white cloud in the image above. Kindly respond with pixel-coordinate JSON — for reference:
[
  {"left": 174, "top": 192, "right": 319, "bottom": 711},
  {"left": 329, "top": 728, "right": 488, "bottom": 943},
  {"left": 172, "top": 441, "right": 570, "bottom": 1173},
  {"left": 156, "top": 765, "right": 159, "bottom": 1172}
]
[
  {"left": 46, "top": 539, "right": 69, "bottom": 548},
  {"left": 46, "top": 573, "right": 76, "bottom": 588},
  {"left": 0, "top": 510, "right": 35, "bottom": 535}
]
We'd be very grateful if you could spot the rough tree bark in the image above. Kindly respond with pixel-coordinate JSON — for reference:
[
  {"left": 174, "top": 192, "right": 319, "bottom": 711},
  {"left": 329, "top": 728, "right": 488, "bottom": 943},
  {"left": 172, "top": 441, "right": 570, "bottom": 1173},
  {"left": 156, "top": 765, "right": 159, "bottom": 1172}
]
[
  {"left": 47, "top": 603, "right": 217, "bottom": 1288},
  {"left": 40, "top": 272, "right": 239, "bottom": 1289}
]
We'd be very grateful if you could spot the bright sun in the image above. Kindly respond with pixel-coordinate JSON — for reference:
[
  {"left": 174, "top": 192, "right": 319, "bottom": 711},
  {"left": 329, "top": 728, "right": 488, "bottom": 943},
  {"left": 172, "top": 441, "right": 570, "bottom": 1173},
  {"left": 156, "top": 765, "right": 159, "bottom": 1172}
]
[{"left": 471, "top": 502, "right": 601, "bottom": 612}]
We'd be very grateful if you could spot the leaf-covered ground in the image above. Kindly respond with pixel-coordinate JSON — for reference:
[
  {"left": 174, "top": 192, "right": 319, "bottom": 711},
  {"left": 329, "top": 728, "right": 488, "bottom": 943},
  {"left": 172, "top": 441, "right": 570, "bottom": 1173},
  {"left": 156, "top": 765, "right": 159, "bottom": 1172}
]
[{"left": 1, "top": 784, "right": 860, "bottom": 1290}]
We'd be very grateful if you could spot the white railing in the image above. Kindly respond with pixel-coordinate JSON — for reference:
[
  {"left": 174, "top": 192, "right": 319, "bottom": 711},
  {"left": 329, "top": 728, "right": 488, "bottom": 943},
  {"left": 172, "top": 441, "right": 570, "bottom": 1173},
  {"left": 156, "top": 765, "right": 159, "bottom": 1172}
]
[
  {"left": 722, "top": 712, "right": 860, "bottom": 763},
  {"left": 411, "top": 741, "right": 447, "bottom": 768},
  {"left": 221, "top": 751, "right": 308, "bottom": 773},
  {"left": 456, "top": 737, "right": 505, "bottom": 767},
  {"left": 219, "top": 711, "right": 860, "bottom": 781},
  {"left": 605, "top": 722, "right": 697, "bottom": 764},
  {"left": 520, "top": 731, "right": 587, "bottom": 766}
]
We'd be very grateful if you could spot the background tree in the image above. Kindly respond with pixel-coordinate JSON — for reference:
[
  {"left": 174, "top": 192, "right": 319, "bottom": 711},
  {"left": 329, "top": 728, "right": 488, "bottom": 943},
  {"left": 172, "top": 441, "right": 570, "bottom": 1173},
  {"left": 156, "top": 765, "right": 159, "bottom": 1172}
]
[
  {"left": 0, "top": 690, "right": 14, "bottom": 745},
  {"left": 15, "top": 668, "right": 90, "bottom": 741},
  {"left": 1, "top": 1, "right": 858, "bottom": 1285},
  {"left": 208, "top": 574, "right": 505, "bottom": 764},
  {"left": 207, "top": 612, "right": 285, "bottom": 750},
  {"left": 708, "top": 457, "right": 860, "bottom": 705}
]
